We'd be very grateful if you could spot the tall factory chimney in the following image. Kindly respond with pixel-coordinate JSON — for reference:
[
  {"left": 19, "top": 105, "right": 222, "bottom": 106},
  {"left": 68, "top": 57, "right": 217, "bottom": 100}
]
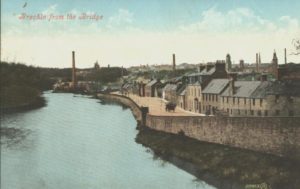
[
  {"left": 284, "top": 48, "right": 287, "bottom": 64},
  {"left": 172, "top": 53, "right": 176, "bottom": 71},
  {"left": 72, "top": 51, "right": 77, "bottom": 88}
]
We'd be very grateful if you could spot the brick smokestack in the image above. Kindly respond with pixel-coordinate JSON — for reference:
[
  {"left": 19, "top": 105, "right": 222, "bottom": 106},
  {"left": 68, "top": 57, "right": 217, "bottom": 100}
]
[
  {"left": 284, "top": 48, "right": 287, "bottom": 64},
  {"left": 72, "top": 51, "right": 77, "bottom": 88},
  {"left": 172, "top": 53, "right": 176, "bottom": 71}
]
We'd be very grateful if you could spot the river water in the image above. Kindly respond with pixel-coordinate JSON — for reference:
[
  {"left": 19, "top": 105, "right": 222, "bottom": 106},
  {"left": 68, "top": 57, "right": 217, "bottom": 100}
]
[{"left": 1, "top": 92, "right": 215, "bottom": 189}]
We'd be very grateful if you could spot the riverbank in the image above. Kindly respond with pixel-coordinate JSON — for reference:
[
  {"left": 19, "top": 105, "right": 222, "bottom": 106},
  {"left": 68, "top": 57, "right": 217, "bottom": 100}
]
[
  {"left": 136, "top": 126, "right": 300, "bottom": 189},
  {"left": 0, "top": 96, "right": 46, "bottom": 114}
]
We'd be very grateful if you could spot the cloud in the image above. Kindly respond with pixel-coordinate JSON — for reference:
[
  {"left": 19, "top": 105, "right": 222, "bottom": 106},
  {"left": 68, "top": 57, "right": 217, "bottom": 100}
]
[
  {"left": 1, "top": 6, "right": 300, "bottom": 67},
  {"left": 106, "top": 9, "right": 134, "bottom": 29},
  {"left": 178, "top": 7, "right": 300, "bottom": 35},
  {"left": 42, "top": 4, "right": 58, "bottom": 14}
]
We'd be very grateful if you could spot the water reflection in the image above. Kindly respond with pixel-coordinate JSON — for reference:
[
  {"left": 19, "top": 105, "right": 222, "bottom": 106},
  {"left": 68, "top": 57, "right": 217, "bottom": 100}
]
[{"left": 1, "top": 93, "right": 215, "bottom": 189}]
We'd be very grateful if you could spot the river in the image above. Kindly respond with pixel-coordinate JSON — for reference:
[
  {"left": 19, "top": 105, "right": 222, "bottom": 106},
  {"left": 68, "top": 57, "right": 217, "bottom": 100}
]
[{"left": 1, "top": 92, "right": 215, "bottom": 189}]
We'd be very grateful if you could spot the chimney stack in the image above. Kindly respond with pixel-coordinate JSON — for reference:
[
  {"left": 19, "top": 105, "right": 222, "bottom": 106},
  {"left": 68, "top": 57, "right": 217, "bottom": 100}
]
[
  {"left": 284, "top": 48, "right": 287, "bottom": 64},
  {"left": 239, "top": 60, "right": 245, "bottom": 71},
  {"left": 72, "top": 51, "right": 77, "bottom": 89},
  {"left": 260, "top": 74, "right": 267, "bottom": 82},
  {"left": 228, "top": 73, "right": 237, "bottom": 96},
  {"left": 172, "top": 53, "right": 176, "bottom": 71}
]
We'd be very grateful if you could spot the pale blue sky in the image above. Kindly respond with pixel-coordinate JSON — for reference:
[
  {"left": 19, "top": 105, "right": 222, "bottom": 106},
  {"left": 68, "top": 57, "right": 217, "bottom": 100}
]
[{"left": 1, "top": 0, "right": 300, "bottom": 67}]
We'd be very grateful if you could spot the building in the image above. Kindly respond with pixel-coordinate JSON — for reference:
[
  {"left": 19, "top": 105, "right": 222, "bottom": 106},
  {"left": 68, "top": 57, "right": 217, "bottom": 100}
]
[
  {"left": 162, "top": 84, "right": 178, "bottom": 102},
  {"left": 272, "top": 51, "right": 278, "bottom": 79},
  {"left": 177, "top": 88, "right": 187, "bottom": 109},
  {"left": 226, "top": 54, "right": 232, "bottom": 71},
  {"left": 186, "top": 61, "right": 228, "bottom": 87},
  {"left": 145, "top": 79, "right": 162, "bottom": 97},
  {"left": 219, "top": 80, "right": 263, "bottom": 116},
  {"left": 201, "top": 79, "right": 230, "bottom": 115},
  {"left": 185, "top": 81, "right": 202, "bottom": 113}
]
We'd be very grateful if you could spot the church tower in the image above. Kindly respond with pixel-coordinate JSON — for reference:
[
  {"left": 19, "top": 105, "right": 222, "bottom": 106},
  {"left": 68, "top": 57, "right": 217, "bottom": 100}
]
[
  {"left": 226, "top": 54, "right": 232, "bottom": 71},
  {"left": 272, "top": 50, "right": 278, "bottom": 80}
]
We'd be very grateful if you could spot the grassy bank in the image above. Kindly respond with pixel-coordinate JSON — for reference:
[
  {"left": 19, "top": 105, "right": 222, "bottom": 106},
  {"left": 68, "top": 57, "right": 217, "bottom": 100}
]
[
  {"left": 0, "top": 62, "right": 52, "bottom": 113},
  {"left": 136, "top": 126, "right": 300, "bottom": 189}
]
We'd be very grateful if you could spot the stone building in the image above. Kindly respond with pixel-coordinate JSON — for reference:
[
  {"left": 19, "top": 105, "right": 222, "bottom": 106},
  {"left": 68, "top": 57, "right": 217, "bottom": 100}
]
[
  {"left": 183, "top": 61, "right": 228, "bottom": 113},
  {"left": 226, "top": 54, "right": 232, "bottom": 71},
  {"left": 201, "top": 79, "right": 230, "bottom": 115},
  {"left": 162, "top": 84, "right": 177, "bottom": 102},
  {"left": 177, "top": 88, "right": 186, "bottom": 109},
  {"left": 185, "top": 81, "right": 202, "bottom": 113},
  {"left": 219, "top": 79, "right": 263, "bottom": 116},
  {"left": 186, "top": 61, "right": 228, "bottom": 87},
  {"left": 145, "top": 79, "right": 162, "bottom": 97}
]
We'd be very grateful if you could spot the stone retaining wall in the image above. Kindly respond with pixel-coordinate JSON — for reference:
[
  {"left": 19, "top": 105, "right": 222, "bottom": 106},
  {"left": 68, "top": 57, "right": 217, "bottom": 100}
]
[
  {"left": 99, "top": 94, "right": 300, "bottom": 158},
  {"left": 146, "top": 115, "right": 300, "bottom": 158}
]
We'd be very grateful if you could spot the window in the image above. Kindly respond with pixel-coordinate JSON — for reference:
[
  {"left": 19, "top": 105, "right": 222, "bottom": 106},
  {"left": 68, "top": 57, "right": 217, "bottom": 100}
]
[
  {"left": 227, "top": 108, "right": 229, "bottom": 113},
  {"left": 230, "top": 109, "right": 232, "bottom": 115},
  {"left": 209, "top": 94, "right": 211, "bottom": 101},
  {"left": 251, "top": 110, "right": 254, "bottom": 115},
  {"left": 264, "top": 110, "right": 268, "bottom": 116},
  {"left": 260, "top": 99, "right": 263, "bottom": 107},
  {"left": 289, "top": 111, "right": 294, "bottom": 116},
  {"left": 276, "top": 110, "right": 280, "bottom": 116},
  {"left": 212, "top": 94, "right": 214, "bottom": 101},
  {"left": 288, "top": 96, "right": 294, "bottom": 103},
  {"left": 245, "top": 110, "right": 247, "bottom": 115},
  {"left": 233, "top": 97, "right": 235, "bottom": 104},
  {"left": 227, "top": 97, "right": 229, "bottom": 103},
  {"left": 238, "top": 109, "right": 240, "bottom": 115},
  {"left": 253, "top": 99, "right": 255, "bottom": 106},
  {"left": 275, "top": 95, "right": 279, "bottom": 103},
  {"left": 257, "top": 110, "right": 262, "bottom": 116},
  {"left": 216, "top": 95, "right": 218, "bottom": 102},
  {"left": 237, "top": 98, "right": 240, "bottom": 105},
  {"left": 244, "top": 98, "right": 246, "bottom": 105}
]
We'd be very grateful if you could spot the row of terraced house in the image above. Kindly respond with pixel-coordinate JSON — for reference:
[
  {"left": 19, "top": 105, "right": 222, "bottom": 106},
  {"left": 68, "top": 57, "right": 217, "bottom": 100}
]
[{"left": 122, "top": 52, "right": 300, "bottom": 117}]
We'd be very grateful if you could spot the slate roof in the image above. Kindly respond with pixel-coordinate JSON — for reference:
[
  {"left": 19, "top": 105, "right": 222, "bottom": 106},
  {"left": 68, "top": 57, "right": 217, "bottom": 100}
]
[
  {"left": 220, "top": 81, "right": 261, "bottom": 98},
  {"left": 188, "top": 67, "right": 216, "bottom": 77},
  {"left": 202, "top": 79, "right": 230, "bottom": 94},
  {"left": 163, "top": 84, "right": 177, "bottom": 91},
  {"left": 146, "top": 79, "right": 159, "bottom": 87},
  {"left": 250, "top": 81, "right": 273, "bottom": 98},
  {"left": 265, "top": 80, "right": 300, "bottom": 96}
]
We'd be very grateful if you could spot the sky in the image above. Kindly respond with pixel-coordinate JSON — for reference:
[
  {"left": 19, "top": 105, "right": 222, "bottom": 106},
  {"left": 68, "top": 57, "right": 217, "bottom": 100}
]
[{"left": 1, "top": 0, "right": 300, "bottom": 68}]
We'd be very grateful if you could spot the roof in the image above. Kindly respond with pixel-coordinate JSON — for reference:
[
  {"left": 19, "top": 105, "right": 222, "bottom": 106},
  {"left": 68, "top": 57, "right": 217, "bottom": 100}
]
[
  {"left": 180, "top": 89, "right": 186, "bottom": 96},
  {"left": 250, "top": 81, "right": 273, "bottom": 98},
  {"left": 163, "top": 84, "right": 177, "bottom": 91},
  {"left": 187, "top": 67, "right": 216, "bottom": 77},
  {"left": 202, "top": 79, "right": 230, "bottom": 94},
  {"left": 146, "top": 79, "right": 159, "bottom": 87},
  {"left": 221, "top": 81, "right": 261, "bottom": 98},
  {"left": 265, "top": 80, "right": 300, "bottom": 96}
]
